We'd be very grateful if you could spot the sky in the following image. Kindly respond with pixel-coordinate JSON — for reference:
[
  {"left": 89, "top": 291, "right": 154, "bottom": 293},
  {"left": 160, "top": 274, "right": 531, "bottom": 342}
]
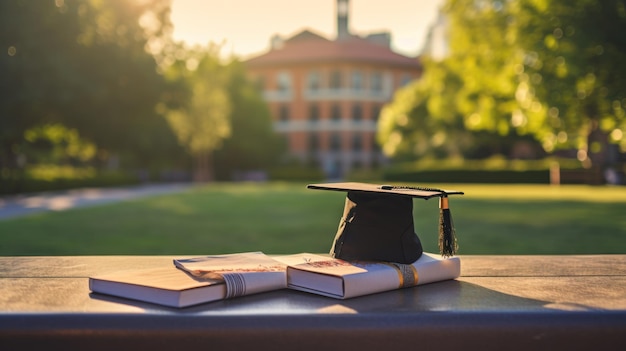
[{"left": 169, "top": 0, "right": 445, "bottom": 59}]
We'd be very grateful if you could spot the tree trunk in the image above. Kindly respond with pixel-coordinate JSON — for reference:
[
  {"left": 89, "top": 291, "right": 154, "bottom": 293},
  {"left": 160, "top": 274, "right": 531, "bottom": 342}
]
[
  {"left": 587, "top": 119, "right": 610, "bottom": 168},
  {"left": 193, "top": 151, "right": 214, "bottom": 183}
]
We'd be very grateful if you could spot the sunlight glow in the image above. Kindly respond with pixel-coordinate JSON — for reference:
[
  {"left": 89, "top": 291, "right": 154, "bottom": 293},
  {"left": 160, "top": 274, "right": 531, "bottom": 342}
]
[{"left": 169, "top": 0, "right": 445, "bottom": 58}]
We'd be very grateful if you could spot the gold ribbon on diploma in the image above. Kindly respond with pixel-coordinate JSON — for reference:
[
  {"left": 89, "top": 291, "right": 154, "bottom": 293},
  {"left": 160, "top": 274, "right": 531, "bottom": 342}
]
[{"left": 385, "top": 263, "right": 419, "bottom": 288}]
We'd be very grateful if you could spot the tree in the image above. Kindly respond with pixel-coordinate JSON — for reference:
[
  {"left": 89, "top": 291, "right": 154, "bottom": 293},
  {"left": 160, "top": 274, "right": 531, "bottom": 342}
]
[
  {"left": 214, "top": 60, "right": 285, "bottom": 180},
  {"left": 21, "top": 123, "right": 96, "bottom": 166},
  {"left": 379, "top": 0, "right": 626, "bottom": 171},
  {"left": 56, "top": 0, "right": 177, "bottom": 168},
  {"left": 0, "top": 0, "right": 78, "bottom": 171},
  {"left": 1, "top": 0, "right": 178, "bottom": 174},
  {"left": 509, "top": 0, "right": 626, "bottom": 167},
  {"left": 160, "top": 45, "right": 232, "bottom": 182},
  {"left": 444, "top": 0, "right": 626, "bottom": 164},
  {"left": 444, "top": 0, "right": 521, "bottom": 137},
  {"left": 377, "top": 58, "right": 470, "bottom": 160}
]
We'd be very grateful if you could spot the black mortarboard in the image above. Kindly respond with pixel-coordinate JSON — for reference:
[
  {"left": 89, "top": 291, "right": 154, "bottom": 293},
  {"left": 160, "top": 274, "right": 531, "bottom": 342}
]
[{"left": 308, "top": 182, "right": 464, "bottom": 264}]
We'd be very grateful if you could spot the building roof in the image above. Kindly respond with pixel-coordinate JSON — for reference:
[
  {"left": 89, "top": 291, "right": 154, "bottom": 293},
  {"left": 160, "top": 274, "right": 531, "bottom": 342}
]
[{"left": 245, "top": 30, "right": 422, "bottom": 69}]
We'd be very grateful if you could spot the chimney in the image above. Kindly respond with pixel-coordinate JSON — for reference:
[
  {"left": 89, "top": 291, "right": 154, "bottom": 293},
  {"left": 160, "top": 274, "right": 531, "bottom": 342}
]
[
  {"left": 337, "top": 0, "right": 350, "bottom": 40},
  {"left": 270, "top": 34, "right": 284, "bottom": 50}
]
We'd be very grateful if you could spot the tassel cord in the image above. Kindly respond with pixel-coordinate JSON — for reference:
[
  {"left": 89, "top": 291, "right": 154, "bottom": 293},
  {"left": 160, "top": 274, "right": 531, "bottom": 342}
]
[{"left": 439, "top": 195, "right": 458, "bottom": 257}]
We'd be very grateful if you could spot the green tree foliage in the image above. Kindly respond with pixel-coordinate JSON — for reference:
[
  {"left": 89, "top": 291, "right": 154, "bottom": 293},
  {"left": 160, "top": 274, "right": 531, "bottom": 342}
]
[
  {"left": 63, "top": 0, "right": 178, "bottom": 167},
  {"left": 509, "top": 0, "right": 626, "bottom": 163},
  {"left": 377, "top": 59, "right": 470, "bottom": 160},
  {"left": 1, "top": 0, "right": 178, "bottom": 173},
  {"left": 379, "top": 0, "right": 626, "bottom": 167},
  {"left": 159, "top": 45, "right": 232, "bottom": 182},
  {"left": 159, "top": 45, "right": 284, "bottom": 182},
  {"left": 450, "top": 0, "right": 626, "bottom": 163},
  {"left": 445, "top": 0, "right": 520, "bottom": 137},
  {"left": 22, "top": 123, "right": 96, "bottom": 165},
  {"left": 378, "top": 54, "right": 525, "bottom": 160},
  {"left": 214, "top": 60, "right": 285, "bottom": 180}
]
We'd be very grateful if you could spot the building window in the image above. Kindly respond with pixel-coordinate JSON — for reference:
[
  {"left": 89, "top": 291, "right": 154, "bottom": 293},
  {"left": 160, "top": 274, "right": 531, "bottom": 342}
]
[
  {"left": 386, "top": 73, "right": 394, "bottom": 90},
  {"left": 331, "top": 104, "right": 341, "bottom": 122},
  {"left": 352, "top": 104, "right": 362, "bottom": 122},
  {"left": 308, "top": 103, "right": 319, "bottom": 122},
  {"left": 400, "top": 73, "right": 412, "bottom": 87},
  {"left": 371, "top": 105, "right": 381, "bottom": 122},
  {"left": 330, "top": 70, "right": 342, "bottom": 90},
  {"left": 351, "top": 70, "right": 363, "bottom": 91},
  {"left": 308, "top": 132, "right": 319, "bottom": 153},
  {"left": 279, "top": 105, "right": 290, "bottom": 122},
  {"left": 371, "top": 71, "right": 383, "bottom": 93},
  {"left": 330, "top": 133, "right": 342, "bottom": 152},
  {"left": 277, "top": 71, "right": 291, "bottom": 92},
  {"left": 352, "top": 133, "right": 363, "bottom": 152},
  {"left": 308, "top": 71, "right": 321, "bottom": 91}
]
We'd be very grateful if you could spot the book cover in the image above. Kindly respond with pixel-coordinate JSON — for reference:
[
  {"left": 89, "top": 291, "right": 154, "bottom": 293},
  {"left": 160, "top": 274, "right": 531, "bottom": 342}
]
[
  {"left": 285, "top": 252, "right": 461, "bottom": 299},
  {"left": 89, "top": 266, "right": 226, "bottom": 308},
  {"left": 90, "top": 252, "right": 287, "bottom": 307},
  {"left": 173, "top": 252, "right": 287, "bottom": 299}
]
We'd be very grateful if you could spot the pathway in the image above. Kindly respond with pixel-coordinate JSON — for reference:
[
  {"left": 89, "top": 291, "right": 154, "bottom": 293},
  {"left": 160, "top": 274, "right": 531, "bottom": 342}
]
[{"left": 0, "top": 183, "right": 192, "bottom": 220}]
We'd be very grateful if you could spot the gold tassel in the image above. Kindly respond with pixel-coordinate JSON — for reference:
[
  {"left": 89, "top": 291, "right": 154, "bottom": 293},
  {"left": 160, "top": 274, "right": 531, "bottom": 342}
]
[{"left": 438, "top": 195, "right": 458, "bottom": 257}]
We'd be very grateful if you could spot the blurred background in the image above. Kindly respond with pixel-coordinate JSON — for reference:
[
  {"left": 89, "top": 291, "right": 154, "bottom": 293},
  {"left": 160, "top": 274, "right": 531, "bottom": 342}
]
[{"left": 1, "top": 0, "right": 625, "bottom": 255}]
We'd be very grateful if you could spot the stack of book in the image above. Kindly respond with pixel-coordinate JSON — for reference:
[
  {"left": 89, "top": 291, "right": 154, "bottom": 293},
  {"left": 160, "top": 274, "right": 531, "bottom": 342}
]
[{"left": 89, "top": 252, "right": 460, "bottom": 308}]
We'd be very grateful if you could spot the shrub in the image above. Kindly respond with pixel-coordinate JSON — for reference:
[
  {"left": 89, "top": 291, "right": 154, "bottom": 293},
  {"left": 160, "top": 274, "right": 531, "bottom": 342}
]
[
  {"left": 383, "top": 157, "right": 587, "bottom": 184},
  {"left": 0, "top": 167, "right": 139, "bottom": 195}
]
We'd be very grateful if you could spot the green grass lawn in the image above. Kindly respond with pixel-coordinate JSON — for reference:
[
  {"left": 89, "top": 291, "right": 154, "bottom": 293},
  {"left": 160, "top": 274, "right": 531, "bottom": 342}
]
[{"left": 1, "top": 182, "right": 625, "bottom": 256}]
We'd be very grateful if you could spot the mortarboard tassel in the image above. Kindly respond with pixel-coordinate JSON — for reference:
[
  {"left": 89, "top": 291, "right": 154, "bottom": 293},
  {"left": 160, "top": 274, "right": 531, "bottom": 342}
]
[{"left": 439, "top": 194, "right": 458, "bottom": 257}]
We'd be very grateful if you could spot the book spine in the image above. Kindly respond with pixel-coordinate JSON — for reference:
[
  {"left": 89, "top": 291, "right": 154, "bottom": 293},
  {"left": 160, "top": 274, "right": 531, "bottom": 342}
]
[{"left": 228, "top": 271, "right": 286, "bottom": 297}]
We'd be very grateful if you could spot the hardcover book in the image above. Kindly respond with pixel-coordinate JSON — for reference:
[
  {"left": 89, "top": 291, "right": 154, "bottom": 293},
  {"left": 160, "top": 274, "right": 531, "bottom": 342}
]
[
  {"left": 285, "top": 252, "right": 461, "bottom": 299},
  {"left": 89, "top": 252, "right": 287, "bottom": 307},
  {"left": 89, "top": 266, "right": 226, "bottom": 308}
]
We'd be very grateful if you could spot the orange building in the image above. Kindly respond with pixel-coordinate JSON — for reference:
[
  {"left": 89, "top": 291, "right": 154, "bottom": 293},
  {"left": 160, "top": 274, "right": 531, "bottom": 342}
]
[{"left": 245, "top": 0, "right": 422, "bottom": 178}]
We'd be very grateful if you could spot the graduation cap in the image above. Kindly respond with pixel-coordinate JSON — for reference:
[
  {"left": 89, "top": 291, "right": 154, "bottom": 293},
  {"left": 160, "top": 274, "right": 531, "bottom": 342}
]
[{"left": 308, "top": 182, "right": 464, "bottom": 264}]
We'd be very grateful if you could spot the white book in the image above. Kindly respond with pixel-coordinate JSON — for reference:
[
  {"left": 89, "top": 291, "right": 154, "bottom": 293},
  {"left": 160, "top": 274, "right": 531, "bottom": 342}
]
[
  {"left": 173, "top": 252, "right": 287, "bottom": 299},
  {"left": 89, "top": 266, "right": 226, "bottom": 308},
  {"left": 283, "top": 253, "right": 461, "bottom": 299},
  {"left": 90, "top": 252, "right": 287, "bottom": 308}
]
